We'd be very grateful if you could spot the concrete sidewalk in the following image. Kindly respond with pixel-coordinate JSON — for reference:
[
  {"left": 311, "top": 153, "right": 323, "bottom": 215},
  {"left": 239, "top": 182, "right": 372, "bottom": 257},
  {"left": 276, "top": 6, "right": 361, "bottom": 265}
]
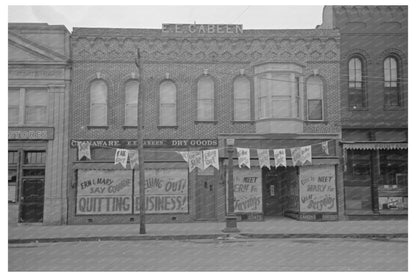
[{"left": 8, "top": 218, "right": 408, "bottom": 243}]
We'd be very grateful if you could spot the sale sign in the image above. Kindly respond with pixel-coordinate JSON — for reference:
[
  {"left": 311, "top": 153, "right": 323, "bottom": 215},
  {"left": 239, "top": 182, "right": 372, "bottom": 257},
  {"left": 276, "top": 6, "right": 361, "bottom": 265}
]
[
  {"left": 76, "top": 170, "right": 133, "bottom": 215},
  {"left": 134, "top": 169, "right": 188, "bottom": 214},
  {"left": 227, "top": 168, "right": 262, "bottom": 213},
  {"left": 299, "top": 165, "right": 337, "bottom": 213}
]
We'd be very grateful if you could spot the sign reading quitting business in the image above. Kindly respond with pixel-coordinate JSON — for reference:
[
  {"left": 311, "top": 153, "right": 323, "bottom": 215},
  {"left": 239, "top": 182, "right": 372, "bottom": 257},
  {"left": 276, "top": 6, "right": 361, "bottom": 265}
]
[{"left": 162, "top": 24, "right": 243, "bottom": 34}]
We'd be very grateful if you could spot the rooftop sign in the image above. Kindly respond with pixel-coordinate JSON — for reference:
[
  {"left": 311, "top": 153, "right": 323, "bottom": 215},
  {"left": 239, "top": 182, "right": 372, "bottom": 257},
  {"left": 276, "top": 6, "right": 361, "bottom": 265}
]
[{"left": 162, "top": 24, "right": 243, "bottom": 34}]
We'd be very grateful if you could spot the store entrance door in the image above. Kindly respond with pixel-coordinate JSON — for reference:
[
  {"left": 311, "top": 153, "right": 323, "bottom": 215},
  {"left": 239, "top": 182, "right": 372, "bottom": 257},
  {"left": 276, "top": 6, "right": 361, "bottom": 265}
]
[
  {"left": 20, "top": 177, "right": 44, "bottom": 222},
  {"left": 195, "top": 175, "right": 216, "bottom": 220},
  {"left": 263, "top": 167, "right": 283, "bottom": 216}
]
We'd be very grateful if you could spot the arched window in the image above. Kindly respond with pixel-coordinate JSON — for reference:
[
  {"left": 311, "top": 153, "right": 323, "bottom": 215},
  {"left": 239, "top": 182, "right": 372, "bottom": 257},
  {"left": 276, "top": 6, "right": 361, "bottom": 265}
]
[
  {"left": 348, "top": 57, "right": 366, "bottom": 109},
  {"left": 197, "top": 76, "right": 214, "bottom": 121},
  {"left": 90, "top": 80, "right": 108, "bottom": 126},
  {"left": 159, "top": 80, "right": 177, "bottom": 126},
  {"left": 384, "top": 56, "right": 400, "bottom": 106},
  {"left": 125, "top": 80, "right": 139, "bottom": 126},
  {"left": 307, "top": 77, "right": 324, "bottom": 120},
  {"left": 233, "top": 76, "right": 251, "bottom": 121}
]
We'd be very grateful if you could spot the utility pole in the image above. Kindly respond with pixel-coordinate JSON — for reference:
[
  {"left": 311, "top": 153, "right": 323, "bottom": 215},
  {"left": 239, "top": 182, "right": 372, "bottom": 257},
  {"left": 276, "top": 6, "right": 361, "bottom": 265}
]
[{"left": 135, "top": 49, "right": 146, "bottom": 234}]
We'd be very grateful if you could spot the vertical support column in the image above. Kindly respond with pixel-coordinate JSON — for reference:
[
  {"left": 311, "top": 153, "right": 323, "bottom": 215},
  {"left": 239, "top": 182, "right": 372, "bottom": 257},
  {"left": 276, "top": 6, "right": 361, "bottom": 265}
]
[{"left": 223, "top": 138, "right": 239, "bottom": 233}]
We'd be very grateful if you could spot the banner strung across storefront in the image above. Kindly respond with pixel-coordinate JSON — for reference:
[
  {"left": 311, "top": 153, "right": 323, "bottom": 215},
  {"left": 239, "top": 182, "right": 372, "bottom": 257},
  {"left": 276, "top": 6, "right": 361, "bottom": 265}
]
[
  {"left": 76, "top": 170, "right": 132, "bottom": 215},
  {"left": 299, "top": 165, "right": 337, "bottom": 213},
  {"left": 227, "top": 168, "right": 262, "bottom": 213},
  {"left": 134, "top": 169, "right": 188, "bottom": 214}
]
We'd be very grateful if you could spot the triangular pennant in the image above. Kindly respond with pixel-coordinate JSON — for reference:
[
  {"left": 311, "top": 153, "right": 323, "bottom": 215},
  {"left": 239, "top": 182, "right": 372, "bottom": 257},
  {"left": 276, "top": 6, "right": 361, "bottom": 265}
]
[
  {"left": 322, "top": 141, "right": 329, "bottom": 155},
  {"left": 257, "top": 149, "right": 270, "bottom": 169},
  {"left": 128, "top": 150, "right": 139, "bottom": 169},
  {"left": 273, "top": 149, "right": 286, "bottom": 167},
  {"left": 301, "top": 145, "right": 312, "bottom": 165},
  {"left": 115, "top": 149, "right": 128, "bottom": 168},
  {"left": 237, "top": 148, "right": 250, "bottom": 168},
  {"left": 203, "top": 149, "right": 219, "bottom": 170},
  {"left": 176, "top": 151, "right": 189, "bottom": 162},
  {"left": 77, "top": 141, "right": 91, "bottom": 160},
  {"left": 290, "top": 147, "right": 302, "bottom": 166},
  {"left": 188, "top": 151, "right": 204, "bottom": 172}
]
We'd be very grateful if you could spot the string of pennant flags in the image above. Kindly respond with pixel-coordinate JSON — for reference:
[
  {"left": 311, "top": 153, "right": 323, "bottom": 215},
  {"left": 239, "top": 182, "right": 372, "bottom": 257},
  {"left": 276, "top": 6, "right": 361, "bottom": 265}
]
[{"left": 76, "top": 140, "right": 331, "bottom": 172}]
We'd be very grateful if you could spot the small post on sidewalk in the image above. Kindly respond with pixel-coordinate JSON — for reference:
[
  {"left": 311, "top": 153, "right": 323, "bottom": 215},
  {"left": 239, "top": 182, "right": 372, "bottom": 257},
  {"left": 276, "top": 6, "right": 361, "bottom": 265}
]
[
  {"left": 135, "top": 49, "right": 146, "bottom": 234},
  {"left": 223, "top": 138, "right": 240, "bottom": 233}
]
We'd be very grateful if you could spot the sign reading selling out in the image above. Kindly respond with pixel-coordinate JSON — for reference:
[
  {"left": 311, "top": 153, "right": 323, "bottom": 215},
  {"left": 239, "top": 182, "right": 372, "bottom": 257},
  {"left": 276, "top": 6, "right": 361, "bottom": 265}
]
[{"left": 162, "top": 24, "right": 243, "bottom": 34}]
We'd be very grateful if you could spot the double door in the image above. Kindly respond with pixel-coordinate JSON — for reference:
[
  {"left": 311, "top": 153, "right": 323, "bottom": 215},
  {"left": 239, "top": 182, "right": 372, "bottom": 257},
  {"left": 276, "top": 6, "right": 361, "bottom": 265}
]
[
  {"left": 195, "top": 174, "right": 216, "bottom": 220},
  {"left": 9, "top": 150, "right": 46, "bottom": 223}
]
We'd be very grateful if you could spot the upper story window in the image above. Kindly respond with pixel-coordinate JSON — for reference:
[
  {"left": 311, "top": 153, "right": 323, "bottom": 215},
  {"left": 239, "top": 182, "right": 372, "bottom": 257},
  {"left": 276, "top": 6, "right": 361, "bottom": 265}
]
[
  {"left": 306, "top": 77, "right": 324, "bottom": 121},
  {"left": 8, "top": 88, "right": 48, "bottom": 126},
  {"left": 159, "top": 80, "right": 177, "bottom": 126},
  {"left": 348, "top": 57, "right": 366, "bottom": 109},
  {"left": 197, "top": 76, "right": 214, "bottom": 121},
  {"left": 384, "top": 56, "right": 400, "bottom": 106},
  {"left": 255, "top": 72, "right": 301, "bottom": 120},
  {"left": 233, "top": 76, "right": 251, "bottom": 121},
  {"left": 90, "top": 80, "right": 108, "bottom": 126},
  {"left": 25, "top": 89, "right": 48, "bottom": 124},
  {"left": 124, "top": 80, "right": 139, "bottom": 126}
]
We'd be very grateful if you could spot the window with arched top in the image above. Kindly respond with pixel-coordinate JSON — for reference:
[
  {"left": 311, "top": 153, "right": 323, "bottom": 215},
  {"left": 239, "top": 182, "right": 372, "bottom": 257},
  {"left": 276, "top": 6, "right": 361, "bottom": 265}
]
[
  {"left": 384, "top": 56, "right": 400, "bottom": 106},
  {"left": 307, "top": 77, "right": 324, "bottom": 120},
  {"left": 125, "top": 80, "right": 139, "bottom": 126},
  {"left": 233, "top": 76, "right": 251, "bottom": 121},
  {"left": 159, "top": 80, "right": 177, "bottom": 126},
  {"left": 90, "top": 80, "right": 108, "bottom": 126},
  {"left": 197, "top": 76, "right": 214, "bottom": 121},
  {"left": 348, "top": 57, "right": 366, "bottom": 109}
]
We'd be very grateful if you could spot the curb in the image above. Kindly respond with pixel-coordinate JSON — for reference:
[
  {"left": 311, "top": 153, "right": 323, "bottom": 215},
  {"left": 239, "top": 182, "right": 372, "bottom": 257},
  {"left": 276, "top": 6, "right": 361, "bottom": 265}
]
[{"left": 8, "top": 233, "right": 408, "bottom": 244}]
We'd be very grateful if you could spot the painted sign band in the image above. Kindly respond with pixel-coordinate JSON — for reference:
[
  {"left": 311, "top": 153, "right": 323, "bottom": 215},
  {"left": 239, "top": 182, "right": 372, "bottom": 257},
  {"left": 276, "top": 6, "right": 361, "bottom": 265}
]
[
  {"left": 70, "top": 139, "right": 218, "bottom": 148},
  {"left": 162, "top": 24, "right": 243, "bottom": 34}
]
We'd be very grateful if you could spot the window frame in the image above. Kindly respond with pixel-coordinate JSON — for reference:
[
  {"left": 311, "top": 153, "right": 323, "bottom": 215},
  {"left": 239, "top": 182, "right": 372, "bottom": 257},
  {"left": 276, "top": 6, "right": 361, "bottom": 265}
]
[
  {"left": 232, "top": 75, "right": 251, "bottom": 122},
  {"left": 89, "top": 79, "right": 108, "bottom": 127},
  {"left": 8, "top": 87, "right": 49, "bottom": 126},
  {"left": 124, "top": 80, "right": 139, "bottom": 126},
  {"left": 348, "top": 56, "right": 367, "bottom": 110},
  {"left": 383, "top": 56, "right": 401, "bottom": 107},
  {"left": 159, "top": 79, "right": 177, "bottom": 126},
  {"left": 196, "top": 75, "right": 215, "bottom": 122},
  {"left": 306, "top": 76, "right": 324, "bottom": 121}
]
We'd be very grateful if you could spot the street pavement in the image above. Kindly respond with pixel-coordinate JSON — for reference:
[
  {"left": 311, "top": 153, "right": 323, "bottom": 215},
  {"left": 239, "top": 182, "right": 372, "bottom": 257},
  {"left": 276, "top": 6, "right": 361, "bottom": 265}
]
[
  {"left": 9, "top": 237, "right": 408, "bottom": 271},
  {"left": 8, "top": 217, "right": 408, "bottom": 243}
]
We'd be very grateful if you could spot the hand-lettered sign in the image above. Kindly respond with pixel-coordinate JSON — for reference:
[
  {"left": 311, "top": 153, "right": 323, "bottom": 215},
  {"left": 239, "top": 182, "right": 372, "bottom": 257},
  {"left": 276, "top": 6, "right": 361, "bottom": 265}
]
[
  {"left": 134, "top": 169, "right": 188, "bottom": 214},
  {"left": 77, "top": 170, "right": 133, "bottom": 215},
  {"left": 299, "top": 165, "right": 337, "bottom": 213},
  {"left": 228, "top": 168, "right": 262, "bottom": 213}
]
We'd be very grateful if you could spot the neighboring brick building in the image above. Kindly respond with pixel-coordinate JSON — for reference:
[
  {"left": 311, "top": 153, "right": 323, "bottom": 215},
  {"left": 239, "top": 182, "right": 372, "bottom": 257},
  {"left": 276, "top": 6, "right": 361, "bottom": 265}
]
[
  {"left": 319, "top": 6, "right": 408, "bottom": 218},
  {"left": 68, "top": 24, "right": 343, "bottom": 224},
  {"left": 8, "top": 23, "right": 71, "bottom": 225}
]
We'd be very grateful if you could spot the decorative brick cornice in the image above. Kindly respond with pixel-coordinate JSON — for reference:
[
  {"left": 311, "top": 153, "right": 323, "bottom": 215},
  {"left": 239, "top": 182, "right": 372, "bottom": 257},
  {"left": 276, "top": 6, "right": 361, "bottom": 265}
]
[{"left": 71, "top": 35, "right": 340, "bottom": 63}]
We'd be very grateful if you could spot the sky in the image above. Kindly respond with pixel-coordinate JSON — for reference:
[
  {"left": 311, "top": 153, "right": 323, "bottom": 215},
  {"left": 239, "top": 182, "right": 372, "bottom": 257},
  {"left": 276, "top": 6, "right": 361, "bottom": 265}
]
[{"left": 7, "top": 5, "right": 325, "bottom": 31}]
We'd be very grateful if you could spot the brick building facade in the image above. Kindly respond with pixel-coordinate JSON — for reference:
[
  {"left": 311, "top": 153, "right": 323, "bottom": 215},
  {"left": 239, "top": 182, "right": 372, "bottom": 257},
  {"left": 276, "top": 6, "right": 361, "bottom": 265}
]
[
  {"left": 68, "top": 24, "right": 343, "bottom": 224},
  {"left": 319, "top": 6, "right": 408, "bottom": 218}
]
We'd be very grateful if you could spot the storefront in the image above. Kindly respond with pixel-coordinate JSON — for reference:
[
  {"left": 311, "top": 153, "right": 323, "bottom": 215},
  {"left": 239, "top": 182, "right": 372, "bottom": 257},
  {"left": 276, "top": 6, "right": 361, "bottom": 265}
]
[
  {"left": 8, "top": 23, "right": 71, "bottom": 225},
  {"left": 342, "top": 142, "right": 408, "bottom": 216},
  {"left": 219, "top": 134, "right": 342, "bottom": 222},
  {"left": 68, "top": 139, "right": 224, "bottom": 224}
]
